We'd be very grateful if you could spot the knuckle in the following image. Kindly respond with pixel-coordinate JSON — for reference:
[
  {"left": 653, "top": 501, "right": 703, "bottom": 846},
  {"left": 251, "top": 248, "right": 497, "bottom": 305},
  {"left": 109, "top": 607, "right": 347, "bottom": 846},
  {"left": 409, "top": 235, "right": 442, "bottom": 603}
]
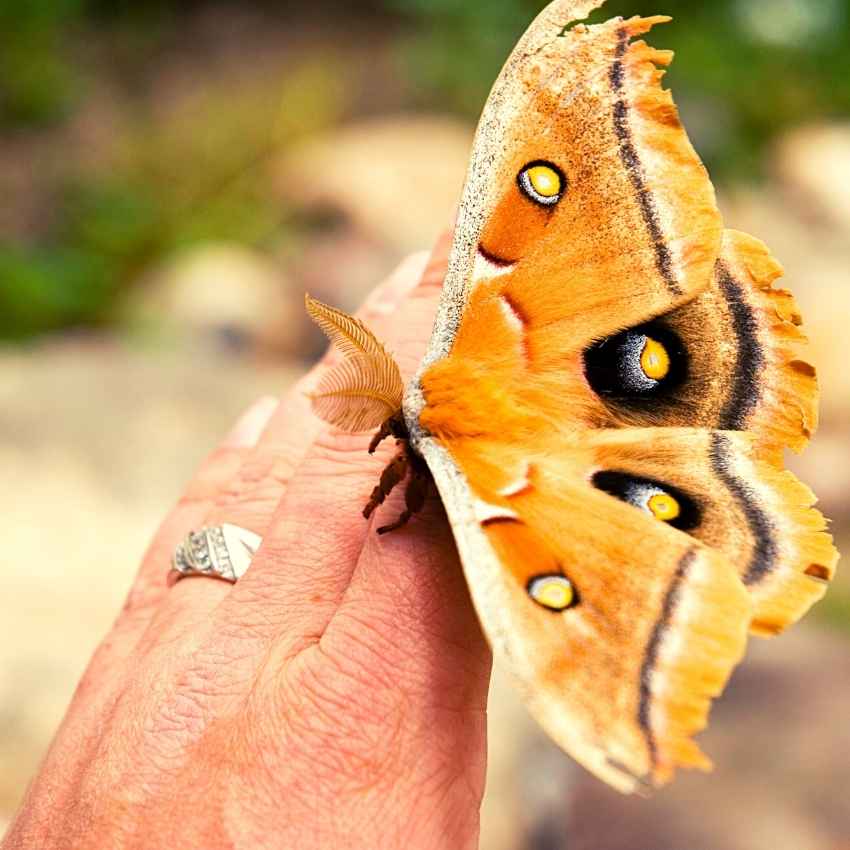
[
  {"left": 277, "top": 650, "right": 407, "bottom": 789},
  {"left": 211, "top": 447, "right": 293, "bottom": 518},
  {"left": 136, "top": 646, "right": 245, "bottom": 752},
  {"left": 171, "top": 445, "right": 251, "bottom": 508},
  {"left": 309, "top": 431, "right": 378, "bottom": 475},
  {"left": 150, "top": 683, "right": 209, "bottom": 742},
  {"left": 186, "top": 447, "right": 245, "bottom": 496},
  {"left": 174, "top": 489, "right": 214, "bottom": 513}
]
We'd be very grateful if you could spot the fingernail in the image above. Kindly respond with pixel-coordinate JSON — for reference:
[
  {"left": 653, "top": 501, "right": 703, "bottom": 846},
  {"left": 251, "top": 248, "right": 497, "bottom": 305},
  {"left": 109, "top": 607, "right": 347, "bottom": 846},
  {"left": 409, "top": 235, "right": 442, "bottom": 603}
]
[{"left": 225, "top": 396, "right": 279, "bottom": 448}]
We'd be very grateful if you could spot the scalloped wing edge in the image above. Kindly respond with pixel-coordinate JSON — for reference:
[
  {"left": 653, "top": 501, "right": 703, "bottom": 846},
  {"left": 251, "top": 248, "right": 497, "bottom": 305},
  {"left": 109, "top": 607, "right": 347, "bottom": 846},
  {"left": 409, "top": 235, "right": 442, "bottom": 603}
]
[
  {"left": 637, "top": 545, "right": 750, "bottom": 784},
  {"left": 718, "top": 434, "right": 839, "bottom": 637},
  {"left": 413, "top": 435, "right": 752, "bottom": 794}
]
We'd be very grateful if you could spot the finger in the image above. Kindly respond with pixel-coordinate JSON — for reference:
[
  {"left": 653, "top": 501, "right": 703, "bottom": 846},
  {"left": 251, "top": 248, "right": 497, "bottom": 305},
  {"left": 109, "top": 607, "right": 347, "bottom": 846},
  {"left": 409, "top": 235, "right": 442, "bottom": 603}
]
[
  {"left": 210, "top": 228, "right": 454, "bottom": 652},
  {"left": 45, "top": 238, "right": 451, "bottom": 786},
  {"left": 328, "top": 496, "right": 492, "bottom": 714},
  {"left": 70, "top": 394, "right": 279, "bottom": 691},
  {"left": 151, "top": 233, "right": 452, "bottom": 631},
  {"left": 13, "top": 398, "right": 274, "bottom": 815},
  {"left": 126, "top": 395, "right": 280, "bottom": 611},
  {"left": 192, "top": 250, "right": 437, "bottom": 562}
]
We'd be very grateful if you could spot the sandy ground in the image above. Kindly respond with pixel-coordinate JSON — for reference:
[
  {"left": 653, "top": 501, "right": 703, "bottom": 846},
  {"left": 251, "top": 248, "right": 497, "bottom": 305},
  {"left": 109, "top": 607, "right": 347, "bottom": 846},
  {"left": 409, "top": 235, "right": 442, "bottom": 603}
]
[{"left": 0, "top": 343, "right": 297, "bottom": 821}]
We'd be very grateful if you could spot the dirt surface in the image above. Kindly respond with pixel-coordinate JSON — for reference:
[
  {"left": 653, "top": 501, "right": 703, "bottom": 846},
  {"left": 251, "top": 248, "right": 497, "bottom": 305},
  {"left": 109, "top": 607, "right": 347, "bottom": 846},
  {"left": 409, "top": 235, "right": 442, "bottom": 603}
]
[{"left": 0, "top": 340, "right": 298, "bottom": 819}]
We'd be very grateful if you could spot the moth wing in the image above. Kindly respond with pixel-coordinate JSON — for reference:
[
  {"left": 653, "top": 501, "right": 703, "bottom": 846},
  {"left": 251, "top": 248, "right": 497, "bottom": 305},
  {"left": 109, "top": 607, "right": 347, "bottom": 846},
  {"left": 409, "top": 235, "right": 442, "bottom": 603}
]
[
  {"left": 412, "top": 0, "right": 723, "bottom": 387},
  {"left": 401, "top": 0, "right": 836, "bottom": 795},
  {"left": 416, "top": 435, "right": 749, "bottom": 794},
  {"left": 583, "top": 230, "right": 820, "bottom": 453},
  {"left": 580, "top": 427, "right": 838, "bottom": 636},
  {"left": 714, "top": 229, "right": 818, "bottom": 455}
]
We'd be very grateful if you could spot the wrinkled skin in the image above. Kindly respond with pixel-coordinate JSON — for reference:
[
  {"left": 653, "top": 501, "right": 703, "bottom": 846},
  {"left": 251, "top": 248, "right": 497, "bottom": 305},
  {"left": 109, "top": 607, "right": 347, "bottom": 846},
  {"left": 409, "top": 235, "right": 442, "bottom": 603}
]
[{"left": 4, "top": 231, "right": 492, "bottom": 850}]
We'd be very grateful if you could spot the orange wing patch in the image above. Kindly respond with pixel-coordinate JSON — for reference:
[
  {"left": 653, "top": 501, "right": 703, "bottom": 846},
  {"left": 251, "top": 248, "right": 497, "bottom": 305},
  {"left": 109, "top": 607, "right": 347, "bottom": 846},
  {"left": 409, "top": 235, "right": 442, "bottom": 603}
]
[
  {"left": 469, "top": 13, "right": 721, "bottom": 350},
  {"left": 418, "top": 12, "right": 724, "bottom": 440}
]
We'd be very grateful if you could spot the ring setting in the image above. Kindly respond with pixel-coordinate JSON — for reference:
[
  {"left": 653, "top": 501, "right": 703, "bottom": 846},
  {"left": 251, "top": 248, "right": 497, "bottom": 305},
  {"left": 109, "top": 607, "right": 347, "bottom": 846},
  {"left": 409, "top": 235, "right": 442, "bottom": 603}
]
[{"left": 170, "top": 523, "right": 262, "bottom": 585}]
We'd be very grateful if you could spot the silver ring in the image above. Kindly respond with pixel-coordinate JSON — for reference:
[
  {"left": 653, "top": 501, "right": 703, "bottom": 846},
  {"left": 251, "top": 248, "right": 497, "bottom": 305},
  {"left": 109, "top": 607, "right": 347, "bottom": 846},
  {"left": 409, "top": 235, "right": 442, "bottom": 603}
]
[{"left": 169, "top": 524, "right": 262, "bottom": 585}]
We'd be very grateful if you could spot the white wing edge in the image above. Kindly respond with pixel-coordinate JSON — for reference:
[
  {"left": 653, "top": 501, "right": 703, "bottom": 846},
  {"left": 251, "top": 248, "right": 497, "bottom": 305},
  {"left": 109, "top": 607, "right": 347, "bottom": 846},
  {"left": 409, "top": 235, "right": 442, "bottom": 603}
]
[
  {"left": 410, "top": 433, "right": 531, "bottom": 674},
  {"left": 407, "top": 0, "right": 605, "bottom": 383}
]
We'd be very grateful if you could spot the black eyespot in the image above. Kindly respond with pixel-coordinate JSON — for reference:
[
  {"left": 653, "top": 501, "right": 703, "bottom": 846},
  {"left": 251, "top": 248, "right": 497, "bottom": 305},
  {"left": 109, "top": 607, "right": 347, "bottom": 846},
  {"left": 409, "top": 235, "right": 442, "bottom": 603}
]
[
  {"left": 582, "top": 321, "right": 687, "bottom": 403},
  {"left": 517, "top": 160, "right": 567, "bottom": 207},
  {"left": 592, "top": 471, "right": 701, "bottom": 531}
]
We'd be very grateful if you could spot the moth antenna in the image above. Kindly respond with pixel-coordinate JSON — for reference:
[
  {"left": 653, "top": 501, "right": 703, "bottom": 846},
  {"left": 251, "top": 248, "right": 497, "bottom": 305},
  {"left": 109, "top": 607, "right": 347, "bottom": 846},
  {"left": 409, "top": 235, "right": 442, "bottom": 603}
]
[
  {"left": 304, "top": 295, "right": 404, "bottom": 434},
  {"left": 305, "top": 294, "right": 396, "bottom": 361}
]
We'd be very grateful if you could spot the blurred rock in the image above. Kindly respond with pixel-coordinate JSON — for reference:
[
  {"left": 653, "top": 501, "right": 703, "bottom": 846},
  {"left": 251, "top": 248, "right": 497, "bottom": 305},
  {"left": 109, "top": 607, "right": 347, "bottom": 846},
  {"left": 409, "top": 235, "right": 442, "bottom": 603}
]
[
  {"left": 0, "top": 341, "right": 298, "bottom": 816},
  {"left": 286, "top": 228, "right": 401, "bottom": 360},
  {"left": 268, "top": 115, "right": 474, "bottom": 357},
  {"left": 773, "top": 124, "right": 850, "bottom": 233},
  {"left": 127, "top": 243, "right": 304, "bottom": 360},
  {"left": 273, "top": 115, "right": 473, "bottom": 255}
]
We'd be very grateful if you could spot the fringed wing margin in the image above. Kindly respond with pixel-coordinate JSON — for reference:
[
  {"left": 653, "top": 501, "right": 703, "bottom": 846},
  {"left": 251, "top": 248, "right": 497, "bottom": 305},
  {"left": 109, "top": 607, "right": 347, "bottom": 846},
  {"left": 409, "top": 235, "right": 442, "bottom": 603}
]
[
  {"left": 716, "top": 231, "right": 837, "bottom": 633},
  {"left": 718, "top": 229, "right": 819, "bottom": 458}
]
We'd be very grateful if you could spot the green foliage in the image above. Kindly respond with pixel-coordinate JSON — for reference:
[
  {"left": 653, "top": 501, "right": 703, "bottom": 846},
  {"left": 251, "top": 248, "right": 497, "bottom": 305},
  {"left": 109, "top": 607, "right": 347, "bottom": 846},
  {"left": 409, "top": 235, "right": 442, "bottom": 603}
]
[
  {"left": 389, "top": 0, "right": 850, "bottom": 176},
  {"left": 2, "top": 0, "right": 848, "bottom": 342},
  {"left": 0, "top": 245, "right": 113, "bottom": 339},
  {"left": 0, "top": 59, "right": 342, "bottom": 340},
  {"left": 387, "top": 0, "right": 535, "bottom": 114},
  {"left": 0, "top": 0, "right": 88, "bottom": 124}
]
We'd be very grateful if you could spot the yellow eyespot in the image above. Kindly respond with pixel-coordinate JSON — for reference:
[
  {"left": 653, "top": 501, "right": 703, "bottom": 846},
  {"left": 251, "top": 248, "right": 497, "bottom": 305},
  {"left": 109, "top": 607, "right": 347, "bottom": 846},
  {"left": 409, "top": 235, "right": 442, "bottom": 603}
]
[
  {"left": 647, "top": 492, "right": 681, "bottom": 522},
  {"left": 527, "top": 165, "right": 561, "bottom": 197},
  {"left": 640, "top": 336, "right": 670, "bottom": 381},
  {"left": 528, "top": 574, "right": 576, "bottom": 611},
  {"left": 518, "top": 161, "right": 565, "bottom": 206}
]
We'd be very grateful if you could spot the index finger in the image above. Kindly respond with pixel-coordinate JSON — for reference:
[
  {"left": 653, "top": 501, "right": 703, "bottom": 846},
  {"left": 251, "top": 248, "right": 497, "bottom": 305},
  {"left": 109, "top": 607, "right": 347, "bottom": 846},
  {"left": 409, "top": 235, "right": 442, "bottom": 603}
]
[
  {"left": 210, "top": 229, "right": 453, "bottom": 647},
  {"left": 146, "top": 230, "right": 452, "bottom": 641}
]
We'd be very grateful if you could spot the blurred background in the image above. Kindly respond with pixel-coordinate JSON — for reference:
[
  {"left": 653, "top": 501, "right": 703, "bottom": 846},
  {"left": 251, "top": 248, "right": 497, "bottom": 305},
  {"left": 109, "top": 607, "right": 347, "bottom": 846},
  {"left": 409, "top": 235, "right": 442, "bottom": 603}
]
[{"left": 1, "top": 0, "right": 849, "bottom": 847}]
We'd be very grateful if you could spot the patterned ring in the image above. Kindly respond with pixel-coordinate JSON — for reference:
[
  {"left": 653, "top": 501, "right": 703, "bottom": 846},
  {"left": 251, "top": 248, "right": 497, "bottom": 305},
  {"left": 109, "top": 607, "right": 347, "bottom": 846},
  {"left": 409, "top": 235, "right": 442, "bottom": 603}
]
[{"left": 169, "top": 524, "right": 262, "bottom": 585}]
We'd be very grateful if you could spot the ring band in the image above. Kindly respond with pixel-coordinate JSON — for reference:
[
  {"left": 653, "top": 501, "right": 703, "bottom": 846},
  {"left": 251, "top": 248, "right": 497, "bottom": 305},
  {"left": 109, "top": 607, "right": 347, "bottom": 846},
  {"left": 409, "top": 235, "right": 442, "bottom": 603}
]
[{"left": 169, "top": 524, "right": 262, "bottom": 585}]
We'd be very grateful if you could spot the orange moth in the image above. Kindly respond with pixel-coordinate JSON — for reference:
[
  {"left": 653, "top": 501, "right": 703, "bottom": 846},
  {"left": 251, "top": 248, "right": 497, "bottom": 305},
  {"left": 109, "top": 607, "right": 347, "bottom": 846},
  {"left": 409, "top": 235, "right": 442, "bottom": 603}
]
[{"left": 306, "top": 0, "right": 838, "bottom": 793}]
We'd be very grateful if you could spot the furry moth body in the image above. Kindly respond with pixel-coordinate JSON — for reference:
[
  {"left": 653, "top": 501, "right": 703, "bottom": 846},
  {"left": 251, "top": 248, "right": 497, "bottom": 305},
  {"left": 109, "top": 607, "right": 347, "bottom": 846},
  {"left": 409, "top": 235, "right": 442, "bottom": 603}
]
[{"left": 306, "top": 0, "right": 838, "bottom": 794}]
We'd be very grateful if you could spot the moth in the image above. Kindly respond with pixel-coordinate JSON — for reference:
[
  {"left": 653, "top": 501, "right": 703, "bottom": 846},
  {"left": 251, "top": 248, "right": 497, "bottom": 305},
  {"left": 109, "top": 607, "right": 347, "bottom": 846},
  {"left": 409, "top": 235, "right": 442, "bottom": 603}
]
[{"left": 305, "top": 0, "right": 839, "bottom": 794}]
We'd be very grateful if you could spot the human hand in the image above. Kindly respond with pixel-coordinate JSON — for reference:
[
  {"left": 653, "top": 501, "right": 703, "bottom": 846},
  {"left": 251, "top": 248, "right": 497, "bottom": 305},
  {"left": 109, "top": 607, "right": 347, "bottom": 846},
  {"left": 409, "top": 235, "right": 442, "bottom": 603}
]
[{"left": 3, "top": 230, "right": 492, "bottom": 850}]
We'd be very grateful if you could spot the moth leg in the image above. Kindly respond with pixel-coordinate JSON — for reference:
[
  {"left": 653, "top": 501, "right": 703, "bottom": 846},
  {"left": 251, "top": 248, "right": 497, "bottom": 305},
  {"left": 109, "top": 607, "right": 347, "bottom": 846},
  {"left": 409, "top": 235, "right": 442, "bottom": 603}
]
[
  {"left": 368, "top": 420, "right": 394, "bottom": 455},
  {"left": 368, "top": 411, "right": 407, "bottom": 455},
  {"left": 363, "top": 447, "right": 408, "bottom": 520},
  {"left": 377, "top": 454, "right": 429, "bottom": 535}
]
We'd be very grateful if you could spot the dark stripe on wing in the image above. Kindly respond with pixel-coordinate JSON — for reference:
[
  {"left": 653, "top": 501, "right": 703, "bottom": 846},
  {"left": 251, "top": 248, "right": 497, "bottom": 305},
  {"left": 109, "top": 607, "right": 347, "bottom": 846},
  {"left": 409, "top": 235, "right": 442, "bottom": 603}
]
[
  {"left": 709, "top": 432, "right": 777, "bottom": 585},
  {"left": 609, "top": 26, "right": 681, "bottom": 296},
  {"left": 477, "top": 242, "right": 516, "bottom": 268},
  {"left": 716, "top": 261, "right": 765, "bottom": 430},
  {"left": 638, "top": 548, "right": 694, "bottom": 771}
]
